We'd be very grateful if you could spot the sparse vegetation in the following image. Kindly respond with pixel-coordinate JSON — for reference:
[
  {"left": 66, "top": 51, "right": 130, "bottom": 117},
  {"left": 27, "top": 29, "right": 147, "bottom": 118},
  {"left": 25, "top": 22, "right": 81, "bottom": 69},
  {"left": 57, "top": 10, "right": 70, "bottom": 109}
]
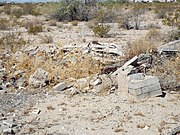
[
  {"left": 0, "top": 32, "right": 26, "bottom": 53},
  {"left": 92, "top": 24, "right": 111, "bottom": 38}
]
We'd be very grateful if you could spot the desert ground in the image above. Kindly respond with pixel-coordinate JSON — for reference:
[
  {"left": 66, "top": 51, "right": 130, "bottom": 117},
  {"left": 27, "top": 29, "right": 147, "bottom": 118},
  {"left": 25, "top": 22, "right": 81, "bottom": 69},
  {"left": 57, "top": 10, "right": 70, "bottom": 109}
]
[{"left": 0, "top": 1, "right": 179, "bottom": 135}]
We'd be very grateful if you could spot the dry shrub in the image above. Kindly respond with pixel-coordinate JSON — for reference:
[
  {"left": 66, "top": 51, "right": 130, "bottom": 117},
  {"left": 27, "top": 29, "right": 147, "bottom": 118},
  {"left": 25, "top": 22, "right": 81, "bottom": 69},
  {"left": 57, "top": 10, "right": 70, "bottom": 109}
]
[
  {"left": 48, "top": 19, "right": 57, "bottom": 26},
  {"left": 0, "top": 32, "right": 26, "bottom": 53},
  {"left": 10, "top": 7, "right": 24, "bottom": 18},
  {"left": 39, "top": 34, "right": 53, "bottom": 43},
  {"left": 92, "top": 24, "right": 111, "bottom": 38},
  {"left": 21, "top": 19, "right": 44, "bottom": 35},
  {"left": 59, "top": 50, "right": 103, "bottom": 80},
  {"left": 145, "top": 28, "right": 161, "bottom": 42},
  {"left": 0, "top": 18, "right": 9, "bottom": 30},
  {"left": 125, "top": 39, "right": 155, "bottom": 59},
  {"left": 71, "top": 20, "right": 78, "bottom": 26}
]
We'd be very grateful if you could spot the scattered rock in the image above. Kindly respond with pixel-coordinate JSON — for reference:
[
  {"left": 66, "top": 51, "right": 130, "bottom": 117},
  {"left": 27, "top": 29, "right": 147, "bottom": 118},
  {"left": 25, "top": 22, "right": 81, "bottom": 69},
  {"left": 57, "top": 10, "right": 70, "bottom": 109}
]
[
  {"left": 31, "top": 109, "right": 41, "bottom": 114},
  {"left": 23, "top": 44, "right": 59, "bottom": 56},
  {"left": 3, "top": 120, "right": 16, "bottom": 128}
]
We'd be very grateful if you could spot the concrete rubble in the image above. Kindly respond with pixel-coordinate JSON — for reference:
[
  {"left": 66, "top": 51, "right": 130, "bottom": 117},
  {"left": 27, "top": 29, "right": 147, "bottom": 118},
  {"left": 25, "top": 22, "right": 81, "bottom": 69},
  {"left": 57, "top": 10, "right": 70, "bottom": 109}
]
[
  {"left": 87, "top": 41, "right": 124, "bottom": 57},
  {"left": 53, "top": 82, "right": 68, "bottom": 91},
  {"left": 29, "top": 68, "right": 48, "bottom": 88},
  {"left": 23, "top": 44, "right": 59, "bottom": 56},
  {"left": 115, "top": 54, "right": 162, "bottom": 99},
  {"left": 158, "top": 40, "right": 180, "bottom": 54},
  {"left": 0, "top": 119, "right": 18, "bottom": 134}
]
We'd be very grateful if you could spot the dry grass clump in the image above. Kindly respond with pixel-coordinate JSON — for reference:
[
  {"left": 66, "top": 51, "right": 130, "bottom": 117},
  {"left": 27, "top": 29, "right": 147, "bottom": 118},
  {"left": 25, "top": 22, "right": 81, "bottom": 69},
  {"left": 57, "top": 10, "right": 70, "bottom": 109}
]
[
  {"left": 20, "top": 19, "right": 44, "bottom": 35},
  {"left": 0, "top": 18, "right": 10, "bottom": 30},
  {"left": 71, "top": 20, "right": 78, "bottom": 26},
  {"left": 0, "top": 32, "right": 26, "bottom": 53},
  {"left": 59, "top": 50, "right": 103, "bottom": 80},
  {"left": 125, "top": 39, "right": 155, "bottom": 59},
  {"left": 39, "top": 34, "right": 53, "bottom": 44},
  {"left": 10, "top": 6, "right": 24, "bottom": 18},
  {"left": 145, "top": 28, "right": 161, "bottom": 42},
  {"left": 48, "top": 19, "right": 57, "bottom": 26},
  {"left": 164, "top": 54, "right": 180, "bottom": 81}
]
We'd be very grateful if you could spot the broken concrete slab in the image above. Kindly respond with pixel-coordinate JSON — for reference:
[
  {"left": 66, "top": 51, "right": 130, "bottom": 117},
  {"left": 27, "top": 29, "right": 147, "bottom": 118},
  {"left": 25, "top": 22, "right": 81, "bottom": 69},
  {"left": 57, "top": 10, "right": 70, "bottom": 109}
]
[
  {"left": 53, "top": 82, "right": 67, "bottom": 91},
  {"left": 158, "top": 40, "right": 180, "bottom": 54},
  {"left": 23, "top": 44, "right": 59, "bottom": 56},
  {"left": 87, "top": 42, "right": 124, "bottom": 57},
  {"left": 112, "top": 56, "right": 138, "bottom": 76},
  {"left": 29, "top": 68, "right": 48, "bottom": 88}
]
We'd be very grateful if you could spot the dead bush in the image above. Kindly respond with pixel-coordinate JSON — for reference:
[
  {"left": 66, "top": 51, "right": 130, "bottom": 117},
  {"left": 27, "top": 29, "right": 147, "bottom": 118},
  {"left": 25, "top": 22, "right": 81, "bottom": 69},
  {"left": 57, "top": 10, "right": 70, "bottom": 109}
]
[
  {"left": 48, "top": 19, "right": 57, "bottom": 26},
  {"left": 145, "top": 28, "right": 161, "bottom": 42},
  {"left": 71, "top": 20, "right": 78, "bottom": 26},
  {"left": 125, "top": 39, "right": 155, "bottom": 59},
  {"left": 92, "top": 24, "right": 111, "bottom": 38},
  {"left": 118, "top": 13, "right": 133, "bottom": 30},
  {"left": 21, "top": 19, "right": 44, "bottom": 35}
]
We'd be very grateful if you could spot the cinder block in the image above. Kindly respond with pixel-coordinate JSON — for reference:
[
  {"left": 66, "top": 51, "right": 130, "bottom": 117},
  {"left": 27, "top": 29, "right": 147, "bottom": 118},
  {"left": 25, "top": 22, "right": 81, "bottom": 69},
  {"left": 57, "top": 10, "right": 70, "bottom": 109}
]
[
  {"left": 149, "top": 89, "right": 162, "bottom": 97},
  {"left": 128, "top": 88, "right": 142, "bottom": 95},
  {"left": 128, "top": 73, "right": 145, "bottom": 81},
  {"left": 128, "top": 76, "right": 159, "bottom": 89},
  {"left": 137, "top": 93, "right": 149, "bottom": 99}
]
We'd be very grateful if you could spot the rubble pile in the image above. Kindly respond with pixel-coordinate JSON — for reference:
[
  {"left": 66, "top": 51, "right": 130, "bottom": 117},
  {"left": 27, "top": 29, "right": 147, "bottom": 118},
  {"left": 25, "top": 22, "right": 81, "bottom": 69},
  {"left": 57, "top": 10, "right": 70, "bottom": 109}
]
[{"left": 0, "top": 40, "right": 179, "bottom": 98}]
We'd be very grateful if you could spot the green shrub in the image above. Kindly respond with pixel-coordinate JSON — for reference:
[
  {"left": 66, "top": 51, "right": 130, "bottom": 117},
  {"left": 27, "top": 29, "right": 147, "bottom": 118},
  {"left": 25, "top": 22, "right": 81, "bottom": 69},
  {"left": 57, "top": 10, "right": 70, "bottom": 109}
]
[
  {"left": 51, "top": 1, "right": 90, "bottom": 21},
  {"left": 92, "top": 24, "right": 111, "bottom": 38}
]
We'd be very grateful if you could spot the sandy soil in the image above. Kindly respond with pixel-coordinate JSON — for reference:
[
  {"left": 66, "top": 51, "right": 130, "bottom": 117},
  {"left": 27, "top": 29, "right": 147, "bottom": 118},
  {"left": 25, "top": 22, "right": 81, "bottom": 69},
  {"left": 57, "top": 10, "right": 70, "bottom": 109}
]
[{"left": 15, "top": 91, "right": 180, "bottom": 135}]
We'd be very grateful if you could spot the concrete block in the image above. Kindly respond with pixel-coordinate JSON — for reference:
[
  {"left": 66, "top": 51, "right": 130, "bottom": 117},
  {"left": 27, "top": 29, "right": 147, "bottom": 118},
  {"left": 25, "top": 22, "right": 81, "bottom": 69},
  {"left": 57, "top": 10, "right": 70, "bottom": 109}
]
[
  {"left": 128, "top": 76, "right": 160, "bottom": 89},
  {"left": 128, "top": 88, "right": 142, "bottom": 95},
  {"left": 128, "top": 73, "right": 145, "bottom": 81},
  {"left": 137, "top": 93, "right": 149, "bottom": 99},
  {"left": 142, "top": 84, "right": 161, "bottom": 93},
  {"left": 149, "top": 89, "right": 162, "bottom": 97}
]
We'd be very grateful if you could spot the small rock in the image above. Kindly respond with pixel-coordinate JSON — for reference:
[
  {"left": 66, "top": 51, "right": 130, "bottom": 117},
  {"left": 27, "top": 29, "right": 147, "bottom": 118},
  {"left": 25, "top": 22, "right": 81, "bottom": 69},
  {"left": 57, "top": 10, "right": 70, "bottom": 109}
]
[
  {"left": 31, "top": 109, "right": 41, "bottom": 114},
  {"left": 3, "top": 128, "right": 14, "bottom": 134},
  {"left": 3, "top": 120, "right": 16, "bottom": 128},
  {"left": 143, "top": 125, "right": 150, "bottom": 130},
  {"left": 68, "top": 87, "right": 80, "bottom": 95},
  {"left": 53, "top": 82, "right": 67, "bottom": 91}
]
